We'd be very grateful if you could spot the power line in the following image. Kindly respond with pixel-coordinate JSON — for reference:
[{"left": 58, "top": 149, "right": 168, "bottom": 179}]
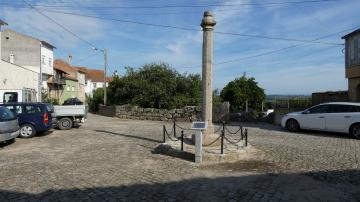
[
  {"left": 213, "top": 26, "right": 354, "bottom": 66},
  {"left": 1, "top": 0, "right": 340, "bottom": 9},
  {"left": 21, "top": 0, "right": 98, "bottom": 49},
  {"left": 39, "top": 9, "right": 342, "bottom": 46},
  {"left": 178, "top": 26, "right": 354, "bottom": 69}
]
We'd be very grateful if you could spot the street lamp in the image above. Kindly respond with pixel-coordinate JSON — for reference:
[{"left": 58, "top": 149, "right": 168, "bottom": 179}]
[{"left": 92, "top": 47, "right": 108, "bottom": 106}]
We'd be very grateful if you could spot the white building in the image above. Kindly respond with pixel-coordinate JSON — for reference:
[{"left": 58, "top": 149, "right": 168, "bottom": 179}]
[
  {"left": 77, "top": 68, "right": 110, "bottom": 97},
  {"left": 0, "top": 20, "right": 39, "bottom": 102},
  {"left": 0, "top": 27, "right": 55, "bottom": 96}
]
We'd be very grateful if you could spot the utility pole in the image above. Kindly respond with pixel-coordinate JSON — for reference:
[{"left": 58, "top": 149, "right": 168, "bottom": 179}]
[
  {"left": 92, "top": 47, "right": 108, "bottom": 105},
  {"left": 103, "top": 49, "right": 108, "bottom": 106},
  {"left": 38, "top": 42, "right": 42, "bottom": 102}
]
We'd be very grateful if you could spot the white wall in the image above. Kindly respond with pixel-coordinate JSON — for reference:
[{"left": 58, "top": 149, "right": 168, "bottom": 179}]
[
  {"left": 84, "top": 80, "right": 108, "bottom": 97},
  {"left": 40, "top": 46, "right": 54, "bottom": 75},
  {"left": 0, "top": 60, "right": 38, "bottom": 90}
]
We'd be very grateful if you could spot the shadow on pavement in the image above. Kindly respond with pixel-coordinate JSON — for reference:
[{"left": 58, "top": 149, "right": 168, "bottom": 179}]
[
  {"left": 152, "top": 144, "right": 195, "bottom": 162},
  {"left": 95, "top": 129, "right": 163, "bottom": 143},
  {"left": 0, "top": 169, "right": 359, "bottom": 201}
]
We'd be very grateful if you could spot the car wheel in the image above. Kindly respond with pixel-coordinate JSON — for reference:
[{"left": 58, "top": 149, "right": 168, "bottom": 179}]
[
  {"left": 58, "top": 118, "right": 73, "bottom": 130},
  {"left": 19, "top": 124, "right": 36, "bottom": 138},
  {"left": 286, "top": 119, "right": 300, "bottom": 132},
  {"left": 350, "top": 124, "right": 360, "bottom": 139}
]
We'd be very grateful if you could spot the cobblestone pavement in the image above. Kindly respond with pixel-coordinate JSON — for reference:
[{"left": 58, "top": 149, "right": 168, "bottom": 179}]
[{"left": 0, "top": 114, "right": 359, "bottom": 201}]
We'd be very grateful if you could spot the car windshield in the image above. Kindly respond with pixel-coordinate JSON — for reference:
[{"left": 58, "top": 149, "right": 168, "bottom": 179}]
[{"left": 0, "top": 107, "right": 16, "bottom": 121}]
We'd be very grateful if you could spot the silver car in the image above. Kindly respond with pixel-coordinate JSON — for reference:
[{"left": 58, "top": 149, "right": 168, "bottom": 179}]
[{"left": 0, "top": 106, "right": 20, "bottom": 143}]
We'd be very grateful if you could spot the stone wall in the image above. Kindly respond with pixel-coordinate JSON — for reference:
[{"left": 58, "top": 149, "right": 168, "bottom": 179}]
[
  {"left": 98, "top": 105, "right": 116, "bottom": 117},
  {"left": 312, "top": 91, "right": 348, "bottom": 105},
  {"left": 98, "top": 102, "right": 230, "bottom": 123}
]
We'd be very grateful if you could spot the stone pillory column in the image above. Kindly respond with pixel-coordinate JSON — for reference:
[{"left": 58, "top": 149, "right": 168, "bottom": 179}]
[{"left": 201, "top": 11, "right": 216, "bottom": 144}]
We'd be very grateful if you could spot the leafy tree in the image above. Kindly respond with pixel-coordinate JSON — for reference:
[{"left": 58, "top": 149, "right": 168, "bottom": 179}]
[
  {"left": 107, "top": 63, "right": 201, "bottom": 109},
  {"left": 220, "top": 76, "right": 265, "bottom": 112},
  {"left": 213, "top": 89, "right": 223, "bottom": 107},
  {"left": 87, "top": 88, "right": 104, "bottom": 112}
]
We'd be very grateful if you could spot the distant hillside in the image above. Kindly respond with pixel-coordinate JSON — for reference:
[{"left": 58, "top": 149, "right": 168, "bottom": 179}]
[{"left": 266, "top": 94, "right": 311, "bottom": 100}]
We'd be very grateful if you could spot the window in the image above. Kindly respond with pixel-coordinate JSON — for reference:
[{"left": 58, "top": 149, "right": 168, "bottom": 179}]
[
  {"left": 42, "top": 55, "right": 46, "bottom": 65},
  {"left": 15, "top": 106, "right": 23, "bottom": 114},
  {"left": 3, "top": 92, "right": 18, "bottom": 103},
  {"left": 67, "top": 85, "right": 70, "bottom": 91},
  {"left": 5, "top": 106, "right": 16, "bottom": 115},
  {"left": 309, "top": 105, "right": 330, "bottom": 114},
  {"left": 49, "top": 58, "right": 52, "bottom": 67},
  {"left": 24, "top": 105, "right": 42, "bottom": 114},
  {"left": 72, "top": 86, "right": 75, "bottom": 92},
  {"left": 328, "top": 105, "right": 351, "bottom": 113},
  {"left": 0, "top": 107, "right": 15, "bottom": 121}
]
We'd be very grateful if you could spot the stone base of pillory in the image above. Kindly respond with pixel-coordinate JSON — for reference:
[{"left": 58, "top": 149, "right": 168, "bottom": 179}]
[{"left": 155, "top": 136, "right": 264, "bottom": 163}]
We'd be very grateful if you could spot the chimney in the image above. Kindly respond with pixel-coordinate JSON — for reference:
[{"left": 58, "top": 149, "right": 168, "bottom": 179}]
[{"left": 68, "top": 55, "right": 72, "bottom": 65}]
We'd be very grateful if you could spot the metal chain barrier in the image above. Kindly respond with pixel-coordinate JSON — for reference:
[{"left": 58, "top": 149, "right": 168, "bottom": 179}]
[
  {"left": 163, "top": 125, "right": 179, "bottom": 142},
  {"left": 225, "top": 126, "right": 243, "bottom": 135},
  {"left": 203, "top": 135, "right": 222, "bottom": 147},
  {"left": 162, "top": 120, "right": 248, "bottom": 157},
  {"left": 224, "top": 135, "right": 243, "bottom": 145}
]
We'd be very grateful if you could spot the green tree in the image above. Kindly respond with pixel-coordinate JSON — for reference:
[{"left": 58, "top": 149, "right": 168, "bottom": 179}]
[
  {"left": 107, "top": 63, "right": 201, "bottom": 109},
  {"left": 87, "top": 88, "right": 104, "bottom": 112},
  {"left": 220, "top": 76, "right": 265, "bottom": 112}
]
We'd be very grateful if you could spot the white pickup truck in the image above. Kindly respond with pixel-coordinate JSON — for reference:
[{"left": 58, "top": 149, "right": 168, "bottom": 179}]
[{"left": 53, "top": 105, "right": 88, "bottom": 130}]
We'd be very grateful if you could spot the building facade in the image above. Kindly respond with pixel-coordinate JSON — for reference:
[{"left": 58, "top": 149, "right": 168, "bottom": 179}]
[
  {"left": 82, "top": 68, "right": 111, "bottom": 97},
  {"left": 53, "top": 59, "right": 86, "bottom": 104},
  {"left": 0, "top": 21, "right": 39, "bottom": 100},
  {"left": 47, "top": 67, "right": 67, "bottom": 102},
  {"left": 342, "top": 29, "right": 360, "bottom": 101},
  {"left": 0, "top": 29, "right": 55, "bottom": 93}
]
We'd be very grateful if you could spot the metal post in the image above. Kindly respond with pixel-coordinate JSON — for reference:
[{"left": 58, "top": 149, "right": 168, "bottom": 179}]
[
  {"left": 103, "top": 49, "right": 108, "bottom": 106},
  {"left": 245, "top": 129, "right": 248, "bottom": 147},
  {"left": 38, "top": 43, "right": 42, "bottom": 102},
  {"left": 181, "top": 130, "right": 184, "bottom": 151},
  {"left": 241, "top": 126, "right": 244, "bottom": 140},
  {"left": 288, "top": 99, "right": 290, "bottom": 109},
  {"left": 245, "top": 100, "right": 248, "bottom": 112},
  {"left": 221, "top": 130, "right": 224, "bottom": 155},
  {"left": 195, "top": 130, "right": 203, "bottom": 163},
  {"left": 163, "top": 125, "right": 166, "bottom": 143},
  {"left": 173, "top": 119, "right": 176, "bottom": 137}
]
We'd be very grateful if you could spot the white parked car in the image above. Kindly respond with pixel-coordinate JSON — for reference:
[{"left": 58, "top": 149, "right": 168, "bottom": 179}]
[{"left": 281, "top": 102, "right": 360, "bottom": 139}]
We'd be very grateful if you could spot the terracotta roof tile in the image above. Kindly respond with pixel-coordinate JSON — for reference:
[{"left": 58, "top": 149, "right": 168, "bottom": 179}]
[
  {"left": 54, "top": 59, "right": 78, "bottom": 81},
  {"left": 54, "top": 59, "right": 112, "bottom": 82},
  {"left": 75, "top": 66, "right": 112, "bottom": 82}
]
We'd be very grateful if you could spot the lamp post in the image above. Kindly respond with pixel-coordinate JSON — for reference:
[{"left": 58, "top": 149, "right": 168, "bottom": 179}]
[{"left": 92, "top": 47, "right": 108, "bottom": 105}]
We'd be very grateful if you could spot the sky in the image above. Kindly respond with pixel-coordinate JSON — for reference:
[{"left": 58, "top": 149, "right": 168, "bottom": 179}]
[{"left": 1, "top": 0, "right": 360, "bottom": 95}]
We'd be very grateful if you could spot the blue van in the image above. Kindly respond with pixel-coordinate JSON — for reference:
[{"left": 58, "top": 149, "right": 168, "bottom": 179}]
[{"left": 0, "top": 103, "right": 53, "bottom": 138}]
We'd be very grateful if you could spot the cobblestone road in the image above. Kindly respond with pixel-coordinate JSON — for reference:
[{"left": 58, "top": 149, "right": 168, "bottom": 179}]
[{"left": 0, "top": 114, "right": 359, "bottom": 201}]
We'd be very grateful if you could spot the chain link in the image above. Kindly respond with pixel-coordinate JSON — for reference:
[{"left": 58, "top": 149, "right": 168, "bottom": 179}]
[
  {"left": 164, "top": 126, "right": 179, "bottom": 142},
  {"left": 224, "top": 136, "right": 242, "bottom": 144},
  {"left": 225, "top": 126, "right": 242, "bottom": 135}
]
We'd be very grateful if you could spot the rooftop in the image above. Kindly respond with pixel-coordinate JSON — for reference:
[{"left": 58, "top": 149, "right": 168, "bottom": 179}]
[
  {"left": 342, "top": 28, "right": 360, "bottom": 39},
  {"left": 2, "top": 29, "right": 56, "bottom": 49},
  {"left": 0, "top": 19, "right": 8, "bottom": 26},
  {"left": 54, "top": 59, "right": 78, "bottom": 81},
  {"left": 75, "top": 66, "right": 112, "bottom": 82}
]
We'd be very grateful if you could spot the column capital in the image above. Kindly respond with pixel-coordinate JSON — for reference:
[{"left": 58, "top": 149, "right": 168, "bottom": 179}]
[{"left": 201, "top": 11, "right": 216, "bottom": 31}]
